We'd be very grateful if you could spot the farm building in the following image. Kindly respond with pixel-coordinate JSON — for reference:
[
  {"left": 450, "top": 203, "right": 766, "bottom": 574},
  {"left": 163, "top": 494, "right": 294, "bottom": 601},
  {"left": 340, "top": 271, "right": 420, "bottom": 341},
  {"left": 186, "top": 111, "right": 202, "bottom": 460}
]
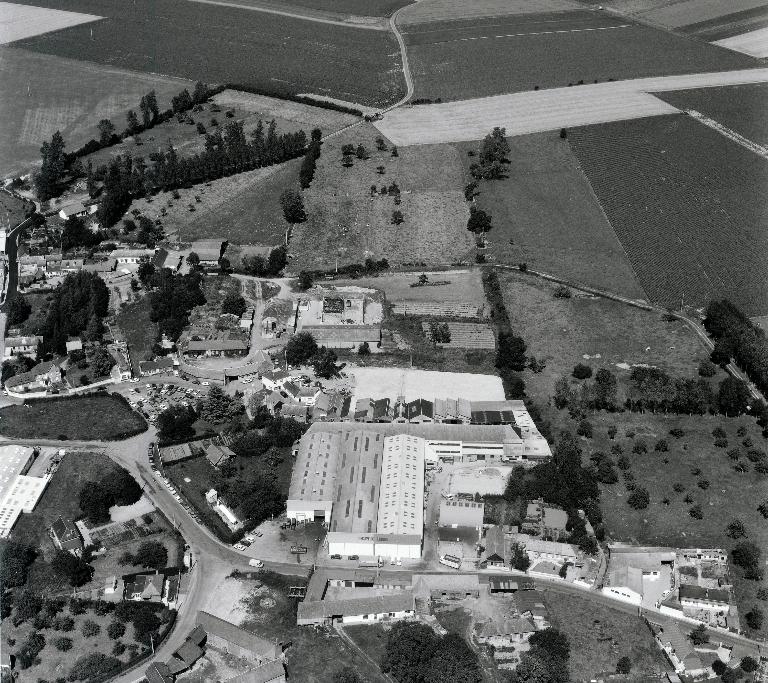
[
  {"left": 109, "top": 248, "right": 155, "bottom": 265},
  {"left": 296, "top": 592, "right": 415, "bottom": 627},
  {"left": 190, "top": 239, "right": 226, "bottom": 267},
  {"left": 602, "top": 546, "right": 676, "bottom": 607},
  {"left": 225, "top": 660, "right": 286, "bottom": 683},
  {"left": 183, "top": 335, "right": 249, "bottom": 357},
  {"left": 195, "top": 611, "right": 280, "bottom": 662},
  {"left": 411, "top": 573, "right": 482, "bottom": 600},
  {"left": 678, "top": 585, "right": 731, "bottom": 610},
  {"left": 224, "top": 360, "right": 271, "bottom": 384},
  {"left": 139, "top": 357, "right": 175, "bottom": 376},
  {"left": 4, "top": 335, "right": 42, "bottom": 359},
  {"left": 475, "top": 616, "right": 537, "bottom": 648},
  {"left": 51, "top": 194, "right": 97, "bottom": 220},
  {"left": 261, "top": 299, "right": 293, "bottom": 337}
]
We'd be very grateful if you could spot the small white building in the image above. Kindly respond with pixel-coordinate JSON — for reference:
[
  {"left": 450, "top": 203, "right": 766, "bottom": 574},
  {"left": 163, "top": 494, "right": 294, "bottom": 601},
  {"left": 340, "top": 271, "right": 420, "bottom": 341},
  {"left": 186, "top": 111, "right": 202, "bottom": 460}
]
[
  {"left": 110, "top": 248, "right": 155, "bottom": 265},
  {"left": 296, "top": 593, "right": 415, "bottom": 626},
  {"left": 261, "top": 369, "right": 289, "bottom": 391}
]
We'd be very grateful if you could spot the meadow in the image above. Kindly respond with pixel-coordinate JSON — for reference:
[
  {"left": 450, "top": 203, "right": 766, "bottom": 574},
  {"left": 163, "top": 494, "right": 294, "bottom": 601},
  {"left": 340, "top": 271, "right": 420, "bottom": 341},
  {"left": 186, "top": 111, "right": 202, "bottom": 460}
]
[
  {"left": 0, "top": 394, "right": 147, "bottom": 440},
  {"left": 11, "top": 0, "right": 404, "bottom": 109},
  {"left": 568, "top": 114, "right": 768, "bottom": 315},
  {"left": 457, "top": 133, "right": 646, "bottom": 299},
  {"left": 656, "top": 83, "right": 768, "bottom": 146},
  {"left": 291, "top": 124, "right": 474, "bottom": 271},
  {"left": 398, "top": 0, "right": 582, "bottom": 24},
  {"left": 253, "top": 0, "right": 411, "bottom": 17},
  {"left": 403, "top": 11, "right": 757, "bottom": 102},
  {"left": 0, "top": 46, "right": 191, "bottom": 178}
]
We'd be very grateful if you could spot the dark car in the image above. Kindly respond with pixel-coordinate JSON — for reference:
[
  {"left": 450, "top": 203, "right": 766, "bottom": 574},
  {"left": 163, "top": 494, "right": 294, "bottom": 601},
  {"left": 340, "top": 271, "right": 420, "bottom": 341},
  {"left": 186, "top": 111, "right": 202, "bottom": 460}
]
[
  {"left": 330, "top": 554, "right": 342, "bottom": 560},
  {"left": 348, "top": 555, "right": 360, "bottom": 561}
]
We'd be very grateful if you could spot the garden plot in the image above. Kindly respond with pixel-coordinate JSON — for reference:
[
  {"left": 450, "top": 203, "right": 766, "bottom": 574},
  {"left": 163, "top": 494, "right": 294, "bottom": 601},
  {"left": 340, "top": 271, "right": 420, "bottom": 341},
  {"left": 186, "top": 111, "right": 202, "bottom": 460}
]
[
  {"left": 392, "top": 301, "right": 486, "bottom": 317},
  {"left": 0, "top": 2, "right": 101, "bottom": 44},
  {"left": 421, "top": 321, "right": 495, "bottom": 349}
]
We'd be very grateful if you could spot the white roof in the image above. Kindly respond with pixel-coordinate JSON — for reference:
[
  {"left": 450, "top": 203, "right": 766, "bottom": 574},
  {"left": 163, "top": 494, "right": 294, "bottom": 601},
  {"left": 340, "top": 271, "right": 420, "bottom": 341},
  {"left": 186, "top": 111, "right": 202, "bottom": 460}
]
[
  {"left": 376, "top": 434, "right": 425, "bottom": 537},
  {"left": 0, "top": 446, "right": 47, "bottom": 534}
]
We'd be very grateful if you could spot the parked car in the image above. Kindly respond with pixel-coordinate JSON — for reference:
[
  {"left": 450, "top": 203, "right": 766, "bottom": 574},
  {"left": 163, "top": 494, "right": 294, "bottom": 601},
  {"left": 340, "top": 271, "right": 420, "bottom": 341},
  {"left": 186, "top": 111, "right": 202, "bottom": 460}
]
[
  {"left": 330, "top": 554, "right": 342, "bottom": 560},
  {"left": 234, "top": 543, "right": 246, "bottom": 550},
  {"left": 348, "top": 555, "right": 359, "bottom": 561},
  {"left": 249, "top": 559, "right": 264, "bottom": 568}
]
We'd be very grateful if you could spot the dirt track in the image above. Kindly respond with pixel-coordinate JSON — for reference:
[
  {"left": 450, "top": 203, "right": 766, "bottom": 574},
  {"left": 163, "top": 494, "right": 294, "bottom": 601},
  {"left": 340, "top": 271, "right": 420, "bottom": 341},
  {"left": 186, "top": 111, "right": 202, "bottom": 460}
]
[{"left": 375, "top": 67, "right": 768, "bottom": 145}]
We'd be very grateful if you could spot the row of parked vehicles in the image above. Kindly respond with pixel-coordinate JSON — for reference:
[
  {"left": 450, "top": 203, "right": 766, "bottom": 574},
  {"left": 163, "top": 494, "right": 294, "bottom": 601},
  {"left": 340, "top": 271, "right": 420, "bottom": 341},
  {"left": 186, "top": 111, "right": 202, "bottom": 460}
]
[{"left": 147, "top": 442, "right": 202, "bottom": 525}]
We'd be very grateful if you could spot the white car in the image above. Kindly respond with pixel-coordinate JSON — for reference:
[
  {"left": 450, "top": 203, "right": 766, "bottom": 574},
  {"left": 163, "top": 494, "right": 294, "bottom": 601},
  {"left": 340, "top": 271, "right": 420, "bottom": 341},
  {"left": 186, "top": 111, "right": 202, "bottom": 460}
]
[
  {"left": 234, "top": 543, "right": 246, "bottom": 551},
  {"left": 201, "top": 381, "right": 210, "bottom": 386},
  {"left": 249, "top": 559, "right": 264, "bottom": 568},
  {"left": 242, "top": 377, "right": 252, "bottom": 383}
]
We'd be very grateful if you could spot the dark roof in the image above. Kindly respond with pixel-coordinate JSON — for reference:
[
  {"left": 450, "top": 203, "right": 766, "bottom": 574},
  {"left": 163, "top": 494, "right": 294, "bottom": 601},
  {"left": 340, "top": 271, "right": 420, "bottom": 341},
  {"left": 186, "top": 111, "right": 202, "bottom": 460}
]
[
  {"left": 438, "top": 526, "right": 480, "bottom": 544},
  {"left": 140, "top": 357, "right": 174, "bottom": 372},
  {"left": 145, "top": 662, "right": 174, "bottom": 683},
  {"left": 173, "top": 640, "right": 204, "bottom": 666},
  {"left": 165, "top": 656, "right": 189, "bottom": 675},
  {"left": 186, "top": 625, "right": 207, "bottom": 646},
  {"left": 196, "top": 611, "right": 279, "bottom": 659},
  {"left": 51, "top": 517, "right": 82, "bottom": 549},
  {"left": 5, "top": 360, "right": 60, "bottom": 389},
  {"left": 407, "top": 398, "right": 433, "bottom": 420},
  {"left": 187, "top": 338, "right": 249, "bottom": 351},
  {"left": 471, "top": 409, "right": 515, "bottom": 425},
  {"left": 679, "top": 585, "right": 730, "bottom": 604}
]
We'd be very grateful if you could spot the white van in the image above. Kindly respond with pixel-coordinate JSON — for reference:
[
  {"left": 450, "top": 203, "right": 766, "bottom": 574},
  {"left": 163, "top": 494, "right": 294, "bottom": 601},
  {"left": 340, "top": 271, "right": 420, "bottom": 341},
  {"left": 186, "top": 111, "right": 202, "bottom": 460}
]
[{"left": 439, "top": 554, "right": 461, "bottom": 570}]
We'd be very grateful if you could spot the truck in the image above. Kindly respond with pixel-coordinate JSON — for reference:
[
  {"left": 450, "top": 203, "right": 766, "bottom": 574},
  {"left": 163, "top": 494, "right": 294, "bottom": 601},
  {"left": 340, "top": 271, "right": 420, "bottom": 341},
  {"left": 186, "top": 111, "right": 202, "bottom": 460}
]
[
  {"left": 358, "top": 559, "right": 382, "bottom": 568},
  {"left": 439, "top": 554, "right": 461, "bottom": 570}
]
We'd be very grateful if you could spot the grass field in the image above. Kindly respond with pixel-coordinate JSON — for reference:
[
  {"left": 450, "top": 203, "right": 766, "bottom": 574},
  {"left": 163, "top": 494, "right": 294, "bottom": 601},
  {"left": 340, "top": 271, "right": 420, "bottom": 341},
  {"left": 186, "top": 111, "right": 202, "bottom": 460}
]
[
  {"left": 116, "top": 296, "right": 158, "bottom": 372},
  {"left": 126, "top": 159, "right": 298, "bottom": 245},
  {"left": 0, "top": 189, "right": 34, "bottom": 228},
  {"left": 544, "top": 591, "right": 669, "bottom": 679},
  {"left": 290, "top": 125, "right": 473, "bottom": 271},
  {"left": 12, "top": 0, "right": 404, "bottom": 109},
  {"left": 14, "top": 291, "right": 52, "bottom": 336},
  {"left": 568, "top": 114, "right": 768, "bottom": 315},
  {"left": 0, "top": 394, "right": 147, "bottom": 440},
  {"left": 0, "top": 1, "right": 100, "bottom": 44},
  {"left": 399, "top": 0, "right": 582, "bottom": 24},
  {"left": 656, "top": 83, "right": 768, "bottom": 146},
  {"left": 498, "top": 270, "right": 712, "bottom": 404},
  {"left": 263, "top": 0, "right": 411, "bottom": 17},
  {"left": 458, "top": 134, "right": 645, "bottom": 299},
  {"left": 403, "top": 11, "right": 757, "bottom": 102},
  {"left": 0, "top": 46, "right": 192, "bottom": 178}
]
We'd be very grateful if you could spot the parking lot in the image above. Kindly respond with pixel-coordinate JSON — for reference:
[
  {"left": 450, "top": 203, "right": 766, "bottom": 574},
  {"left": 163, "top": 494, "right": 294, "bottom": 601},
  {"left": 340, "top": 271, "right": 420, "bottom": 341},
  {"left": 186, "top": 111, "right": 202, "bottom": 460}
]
[{"left": 122, "top": 378, "right": 207, "bottom": 426}]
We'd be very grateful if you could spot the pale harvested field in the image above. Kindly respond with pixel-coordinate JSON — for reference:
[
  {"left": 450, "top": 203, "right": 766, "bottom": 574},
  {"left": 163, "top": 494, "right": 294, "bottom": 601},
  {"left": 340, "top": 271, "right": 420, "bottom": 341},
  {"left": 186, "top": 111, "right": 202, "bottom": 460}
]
[
  {"left": 715, "top": 26, "right": 768, "bottom": 58},
  {"left": 375, "top": 68, "right": 768, "bottom": 145},
  {"left": 349, "top": 366, "right": 505, "bottom": 402},
  {"left": 290, "top": 124, "right": 473, "bottom": 269},
  {"left": 398, "top": 0, "right": 581, "bottom": 24},
  {"left": 0, "top": 1, "right": 100, "bottom": 43},
  {"left": 334, "top": 269, "right": 487, "bottom": 305},
  {"left": 211, "top": 89, "right": 359, "bottom": 132},
  {"left": 638, "top": 0, "right": 768, "bottom": 28},
  {"left": 0, "top": 46, "right": 192, "bottom": 178}
]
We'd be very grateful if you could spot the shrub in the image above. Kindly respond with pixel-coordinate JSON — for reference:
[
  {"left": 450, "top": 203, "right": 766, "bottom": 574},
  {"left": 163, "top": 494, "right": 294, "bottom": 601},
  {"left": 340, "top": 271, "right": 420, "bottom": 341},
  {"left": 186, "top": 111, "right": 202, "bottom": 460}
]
[
  {"left": 669, "top": 428, "right": 685, "bottom": 438},
  {"left": 726, "top": 519, "right": 747, "bottom": 539},
  {"left": 625, "top": 430, "right": 635, "bottom": 439},
  {"left": 698, "top": 360, "right": 717, "bottom": 377},
  {"left": 610, "top": 444, "right": 623, "bottom": 455},
  {"left": 714, "top": 437, "right": 728, "bottom": 448},
  {"left": 632, "top": 440, "right": 647, "bottom": 454},
  {"left": 745, "top": 606, "right": 764, "bottom": 630},
  {"left": 572, "top": 363, "right": 592, "bottom": 379},
  {"left": 107, "top": 621, "right": 126, "bottom": 640},
  {"left": 81, "top": 620, "right": 100, "bottom": 638},
  {"left": 54, "top": 636, "right": 73, "bottom": 651},
  {"left": 627, "top": 487, "right": 649, "bottom": 509},
  {"left": 654, "top": 439, "right": 668, "bottom": 452},
  {"left": 67, "top": 653, "right": 121, "bottom": 681},
  {"left": 689, "top": 624, "right": 708, "bottom": 645},
  {"left": 553, "top": 285, "right": 571, "bottom": 299},
  {"left": 616, "top": 656, "right": 632, "bottom": 674},
  {"left": 112, "top": 641, "right": 126, "bottom": 656},
  {"left": 576, "top": 419, "right": 593, "bottom": 438},
  {"left": 673, "top": 483, "right": 685, "bottom": 493},
  {"left": 689, "top": 504, "right": 703, "bottom": 519},
  {"left": 607, "top": 425, "right": 617, "bottom": 439},
  {"left": 713, "top": 426, "right": 727, "bottom": 439},
  {"left": 697, "top": 479, "right": 710, "bottom": 490}
]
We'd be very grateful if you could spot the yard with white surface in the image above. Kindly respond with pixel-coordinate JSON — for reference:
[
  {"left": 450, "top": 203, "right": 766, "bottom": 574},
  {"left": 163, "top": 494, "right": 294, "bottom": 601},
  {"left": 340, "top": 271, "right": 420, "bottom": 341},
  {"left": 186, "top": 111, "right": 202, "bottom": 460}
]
[{"left": 349, "top": 367, "right": 504, "bottom": 402}]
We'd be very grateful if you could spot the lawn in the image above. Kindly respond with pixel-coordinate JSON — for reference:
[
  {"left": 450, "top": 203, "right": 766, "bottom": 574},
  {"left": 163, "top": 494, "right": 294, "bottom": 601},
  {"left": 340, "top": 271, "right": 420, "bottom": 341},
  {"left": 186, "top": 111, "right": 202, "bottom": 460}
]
[
  {"left": 498, "top": 269, "right": 713, "bottom": 405},
  {"left": 403, "top": 11, "right": 757, "bottom": 102},
  {"left": 344, "top": 623, "right": 388, "bottom": 666},
  {"left": 0, "top": 46, "right": 191, "bottom": 178},
  {"left": 0, "top": 393, "right": 147, "bottom": 440},
  {"left": 656, "top": 83, "right": 768, "bottom": 147},
  {"left": 457, "top": 133, "right": 645, "bottom": 299},
  {"left": 116, "top": 295, "right": 158, "bottom": 372},
  {"left": 544, "top": 591, "right": 669, "bottom": 679},
  {"left": 568, "top": 114, "right": 768, "bottom": 315},
  {"left": 11, "top": 0, "right": 405, "bottom": 109},
  {"left": 290, "top": 124, "right": 474, "bottom": 271},
  {"left": 239, "top": 572, "right": 387, "bottom": 682},
  {"left": 14, "top": 290, "right": 53, "bottom": 336},
  {"left": 0, "top": 189, "right": 34, "bottom": 227}
]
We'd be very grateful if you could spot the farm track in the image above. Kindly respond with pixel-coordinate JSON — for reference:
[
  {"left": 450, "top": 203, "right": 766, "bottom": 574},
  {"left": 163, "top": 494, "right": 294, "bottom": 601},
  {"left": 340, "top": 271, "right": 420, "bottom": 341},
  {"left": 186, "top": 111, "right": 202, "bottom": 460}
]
[
  {"left": 685, "top": 108, "right": 768, "bottom": 157},
  {"left": 186, "top": 0, "right": 389, "bottom": 30}
]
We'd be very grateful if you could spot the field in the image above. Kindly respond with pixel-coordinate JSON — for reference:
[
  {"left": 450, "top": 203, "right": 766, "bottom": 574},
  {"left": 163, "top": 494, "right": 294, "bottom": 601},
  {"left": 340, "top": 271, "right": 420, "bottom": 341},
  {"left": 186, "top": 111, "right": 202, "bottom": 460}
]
[
  {"left": 398, "top": 0, "right": 582, "bottom": 24},
  {"left": 656, "top": 83, "right": 768, "bottom": 146},
  {"left": 498, "top": 270, "right": 712, "bottom": 405},
  {"left": 0, "top": 188, "right": 34, "bottom": 227},
  {"left": 11, "top": 0, "right": 404, "bottom": 109},
  {"left": 0, "top": 393, "right": 147, "bottom": 440},
  {"left": 116, "top": 296, "right": 158, "bottom": 372},
  {"left": 568, "top": 114, "right": 768, "bottom": 315},
  {"left": 239, "top": 0, "right": 412, "bottom": 17},
  {"left": 0, "top": 46, "right": 193, "bottom": 178},
  {"left": 544, "top": 591, "right": 669, "bottom": 679},
  {"left": 715, "top": 26, "right": 768, "bottom": 58},
  {"left": 0, "top": 1, "right": 100, "bottom": 44},
  {"left": 290, "top": 124, "right": 474, "bottom": 271},
  {"left": 126, "top": 159, "right": 299, "bottom": 245},
  {"left": 458, "top": 133, "right": 646, "bottom": 299},
  {"left": 402, "top": 11, "right": 757, "bottom": 103}
]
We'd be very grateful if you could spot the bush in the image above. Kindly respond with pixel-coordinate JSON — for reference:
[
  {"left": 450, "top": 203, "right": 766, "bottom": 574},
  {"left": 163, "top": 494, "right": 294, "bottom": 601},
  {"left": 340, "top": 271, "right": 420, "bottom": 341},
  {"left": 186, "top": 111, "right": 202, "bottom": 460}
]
[
  {"left": 81, "top": 620, "right": 100, "bottom": 638},
  {"left": 107, "top": 621, "right": 126, "bottom": 640},
  {"left": 627, "top": 487, "right": 649, "bottom": 509},
  {"left": 689, "top": 504, "right": 703, "bottom": 519},
  {"left": 698, "top": 360, "right": 717, "bottom": 377},
  {"left": 54, "top": 636, "right": 73, "bottom": 651},
  {"left": 713, "top": 426, "right": 727, "bottom": 439},
  {"left": 654, "top": 439, "right": 668, "bottom": 452},
  {"left": 669, "top": 428, "right": 685, "bottom": 438},
  {"left": 698, "top": 479, "right": 710, "bottom": 490},
  {"left": 572, "top": 363, "right": 592, "bottom": 379},
  {"left": 607, "top": 425, "right": 617, "bottom": 439},
  {"left": 616, "top": 656, "right": 632, "bottom": 674},
  {"left": 632, "top": 440, "right": 647, "bottom": 454},
  {"left": 576, "top": 419, "right": 593, "bottom": 438},
  {"left": 714, "top": 437, "right": 728, "bottom": 448},
  {"left": 67, "top": 653, "right": 122, "bottom": 681},
  {"left": 672, "top": 483, "right": 685, "bottom": 493},
  {"left": 745, "top": 606, "right": 764, "bottom": 630},
  {"left": 553, "top": 285, "right": 571, "bottom": 299}
]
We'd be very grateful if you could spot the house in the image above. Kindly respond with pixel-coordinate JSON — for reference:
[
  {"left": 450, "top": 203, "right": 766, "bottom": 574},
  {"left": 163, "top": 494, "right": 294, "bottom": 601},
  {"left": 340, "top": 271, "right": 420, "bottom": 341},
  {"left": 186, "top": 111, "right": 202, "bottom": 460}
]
[
  {"left": 261, "top": 369, "right": 289, "bottom": 391},
  {"left": 475, "top": 616, "right": 536, "bottom": 648},
  {"left": 225, "top": 362, "right": 270, "bottom": 385},
  {"left": 652, "top": 621, "right": 707, "bottom": 676},
  {"left": 190, "top": 239, "right": 226, "bottom": 267},
  {"left": 433, "top": 397, "right": 472, "bottom": 424},
  {"left": 521, "top": 499, "right": 569, "bottom": 541},
  {"left": 196, "top": 611, "right": 280, "bottom": 662},
  {"left": 109, "top": 346, "right": 133, "bottom": 382},
  {"left": 298, "top": 386, "right": 322, "bottom": 406},
  {"left": 266, "top": 390, "right": 285, "bottom": 414},
  {"left": 354, "top": 397, "right": 391, "bottom": 422},
  {"left": 508, "top": 534, "right": 577, "bottom": 565},
  {"left": 185, "top": 337, "right": 249, "bottom": 357},
  {"left": 480, "top": 525, "right": 510, "bottom": 570},
  {"left": 406, "top": 398, "right": 434, "bottom": 423},
  {"left": 4, "top": 360, "right": 62, "bottom": 393},
  {"left": 52, "top": 194, "right": 96, "bottom": 220},
  {"left": 678, "top": 585, "right": 731, "bottom": 610},
  {"left": 240, "top": 308, "right": 255, "bottom": 331},
  {"left": 512, "top": 590, "right": 549, "bottom": 622},
  {"left": 110, "top": 248, "right": 156, "bottom": 265},
  {"left": 50, "top": 517, "right": 83, "bottom": 555},
  {"left": 83, "top": 259, "right": 117, "bottom": 274},
  {"left": 202, "top": 438, "right": 235, "bottom": 468},
  {"left": 144, "top": 662, "right": 174, "bottom": 683},
  {"left": 167, "top": 639, "right": 205, "bottom": 675},
  {"left": 296, "top": 593, "right": 415, "bottom": 626},
  {"left": 312, "top": 391, "right": 352, "bottom": 421},
  {"left": 45, "top": 257, "right": 85, "bottom": 276},
  {"left": 603, "top": 546, "right": 676, "bottom": 607},
  {"left": 439, "top": 499, "right": 484, "bottom": 530},
  {"left": 282, "top": 380, "right": 302, "bottom": 401},
  {"left": 3, "top": 335, "right": 42, "bottom": 359},
  {"left": 140, "top": 357, "right": 175, "bottom": 376},
  {"left": 125, "top": 573, "right": 165, "bottom": 602},
  {"left": 261, "top": 299, "right": 293, "bottom": 337},
  {"left": 65, "top": 337, "right": 83, "bottom": 353},
  {"left": 280, "top": 403, "right": 309, "bottom": 423}
]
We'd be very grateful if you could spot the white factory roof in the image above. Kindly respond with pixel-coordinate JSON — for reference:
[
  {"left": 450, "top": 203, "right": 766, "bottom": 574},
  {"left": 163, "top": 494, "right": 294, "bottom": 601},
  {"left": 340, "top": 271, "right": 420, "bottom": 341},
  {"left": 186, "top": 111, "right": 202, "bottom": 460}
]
[
  {"left": 376, "top": 435, "right": 425, "bottom": 537},
  {"left": 0, "top": 446, "right": 47, "bottom": 536}
]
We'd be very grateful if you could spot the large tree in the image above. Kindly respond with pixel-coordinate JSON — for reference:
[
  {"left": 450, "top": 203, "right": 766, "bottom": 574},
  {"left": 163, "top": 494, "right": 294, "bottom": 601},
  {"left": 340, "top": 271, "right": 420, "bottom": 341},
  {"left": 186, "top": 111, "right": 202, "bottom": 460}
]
[
  {"left": 280, "top": 189, "right": 307, "bottom": 223},
  {"left": 286, "top": 332, "right": 318, "bottom": 366},
  {"left": 425, "top": 633, "right": 481, "bottom": 683},
  {"left": 382, "top": 622, "right": 440, "bottom": 683},
  {"left": 198, "top": 385, "right": 241, "bottom": 424},
  {"left": 35, "top": 130, "right": 67, "bottom": 200},
  {"left": 313, "top": 347, "right": 343, "bottom": 379},
  {"left": 157, "top": 404, "right": 196, "bottom": 441},
  {"left": 222, "top": 292, "right": 247, "bottom": 317}
]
